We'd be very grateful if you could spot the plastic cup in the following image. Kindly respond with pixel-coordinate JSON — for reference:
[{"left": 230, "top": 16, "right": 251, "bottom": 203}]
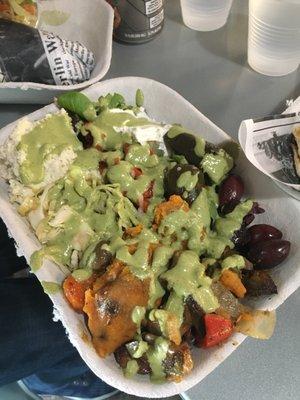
[
  {"left": 248, "top": 0, "right": 300, "bottom": 76},
  {"left": 180, "top": 0, "right": 234, "bottom": 32}
]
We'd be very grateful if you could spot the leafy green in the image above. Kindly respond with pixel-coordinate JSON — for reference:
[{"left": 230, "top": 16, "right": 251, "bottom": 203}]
[{"left": 57, "top": 92, "right": 97, "bottom": 122}]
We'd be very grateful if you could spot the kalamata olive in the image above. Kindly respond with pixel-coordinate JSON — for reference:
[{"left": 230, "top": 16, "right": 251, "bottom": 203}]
[
  {"left": 218, "top": 174, "right": 244, "bottom": 214},
  {"left": 252, "top": 202, "right": 265, "bottom": 214},
  {"left": 232, "top": 225, "right": 251, "bottom": 250},
  {"left": 243, "top": 213, "right": 255, "bottom": 226},
  {"left": 164, "top": 164, "right": 204, "bottom": 204},
  {"left": 247, "top": 224, "right": 283, "bottom": 246},
  {"left": 164, "top": 132, "right": 201, "bottom": 165},
  {"left": 93, "top": 241, "right": 113, "bottom": 272},
  {"left": 247, "top": 239, "right": 291, "bottom": 270}
]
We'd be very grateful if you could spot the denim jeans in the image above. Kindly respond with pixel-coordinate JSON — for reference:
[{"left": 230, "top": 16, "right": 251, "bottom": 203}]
[{"left": 0, "top": 219, "right": 114, "bottom": 397}]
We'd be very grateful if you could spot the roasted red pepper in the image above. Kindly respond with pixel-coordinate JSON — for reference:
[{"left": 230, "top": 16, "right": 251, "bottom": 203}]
[
  {"left": 202, "top": 314, "right": 233, "bottom": 348},
  {"left": 131, "top": 167, "right": 143, "bottom": 179},
  {"left": 139, "top": 181, "right": 154, "bottom": 212}
]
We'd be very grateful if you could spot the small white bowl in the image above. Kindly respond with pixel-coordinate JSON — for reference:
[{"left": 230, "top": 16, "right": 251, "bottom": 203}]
[{"left": 0, "top": 0, "right": 114, "bottom": 104}]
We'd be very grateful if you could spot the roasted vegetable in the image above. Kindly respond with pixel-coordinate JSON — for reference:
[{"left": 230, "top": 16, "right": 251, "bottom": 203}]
[
  {"left": 236, "top": 310, "right": 276, "bottom": 340},
  {"left": 212, "top": 281, "right": 244, "bottom": 321},
  {"left": 202, "top": 314, "right": 233, "bottom": 348},
  {"left": 114, "top": 345, "right": 151, "bottom": 375},
  {"left": 92, "top": 241, "right": 113, "bottom": 273},
  {"left": 83, "top": 261, "right": 149, "bottom": 357},
  {"left": 220, "top": 269, "right": 246, "bottom": 299},
  {"left": 242, "top": 270, "right": 277, "bottom": 297},
  {"left": 63, "top": 273, "right": 96, "bottom": 312},
  {"left": 247, "top": 239, "right": 291, "bottom": 270},
  {"left": 154, "top": 195, "right": 189, "bottom": 225},
  {"left": 163, "top": 342, "right": 193, "bottom": 382},
  {"left": 164, "top": 164, "right": 204, "bottom": 204},
  {"left": 185, "top": 295, "right": 205, "bottom": 347}
]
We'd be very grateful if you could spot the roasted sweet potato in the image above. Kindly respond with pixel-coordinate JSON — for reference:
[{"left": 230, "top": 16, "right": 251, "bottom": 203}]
[
  {"left": 63, "top": 274, "right": 96, "bottom": 312},
  {"left": 220, "top": 269, "right": 246, "bottom": 298},
  {"left": 154, "top": 195, "right": 189, "bottom": 225},
  {"left": 83, "top": 261, "right": 149, "bottom": 357}
]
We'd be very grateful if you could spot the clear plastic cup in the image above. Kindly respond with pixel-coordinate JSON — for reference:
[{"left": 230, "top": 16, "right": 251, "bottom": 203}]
[
  {"left": 180, "top": 0, "right": 234, "bottom": 32},
  {"left": 248, "top": 0, "right": 300, "bottom": 76}
]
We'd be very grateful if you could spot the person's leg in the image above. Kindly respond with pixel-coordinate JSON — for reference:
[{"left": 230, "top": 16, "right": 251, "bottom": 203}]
[
  {"left": 0, "top": 275, "right": 88, "bottom": 385},
  {"left": 0, "top": 218, "right": 27, "bottom": 278}
]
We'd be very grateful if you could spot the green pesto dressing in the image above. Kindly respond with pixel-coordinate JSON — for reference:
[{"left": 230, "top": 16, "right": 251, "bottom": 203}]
[
  {"left": 201, "top": 149, "right": 234, "bottom": 184},
  {"left": 107, "top": 161, "right": 152, "bottom": 203},
  {"left": 18, "top": 112, "right": 82, "bottom": 185},
  {"left": 88, "top": 109, "right": 160, "bottom": 151},
  {"left": 41, "top": 281, "right": 61, "bottom": 295},
  {"left": 124, "top": 360, "right": 139, "bottom": 378},
  {"left": 149, "top": 309, "right": 180, "bottom": 342},
  {"left": 132, "top": 306, "right": 146, "bottom": 334},
  {"left": 148, "top": 246, "right": 174, "bottom": 308},
  {"left": 126, "top": 143, "right": 159, "bottom": 168},
  {"left": 72, "top": 268, "right": 93, "bottom": 282},
  {"left": 116, "top": 240, "right": 151, "bottom": 279},
  {"left": 215, "top": 200, "right": 253, "bottom": 238},
  {"left": 146, "top": 337, "right": 170, "bottom": 382},
  {"left": 162, "top": 251, "right": 219, "bottom": 313},
  {"left": 177, "top": 171, "right": 198, "bottom": 191},
  {"left": 165, "top": 291, "right": 185, "bottom": 325},
  {"left": 126, "top": 340, "right": 149, "bottom": 358},
  {"left": 194, "top": 137, "right": 206, "bottom": 158},
  {"left": 73, "top": 148, "right": 102, "bottom": 170},
  {"left": 221, "top": 255, "right": 245, "bottom": 271}
]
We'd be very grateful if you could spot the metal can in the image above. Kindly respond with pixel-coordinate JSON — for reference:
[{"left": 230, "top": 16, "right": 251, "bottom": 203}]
[{"left": 107, "top": 0, "right": 164, "bottom": 44}]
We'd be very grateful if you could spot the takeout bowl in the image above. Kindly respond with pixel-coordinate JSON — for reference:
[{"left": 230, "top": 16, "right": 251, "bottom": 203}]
[
  {"left": 0, "top": 0, "right": 114, "bottom": 104},
  {"left": 0, "top": 77, "right": 299, "bottom": 397}
]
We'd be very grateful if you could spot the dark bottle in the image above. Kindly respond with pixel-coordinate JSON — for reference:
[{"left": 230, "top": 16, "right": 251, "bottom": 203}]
[{"left": 107, "top": 0, "right": 164, "bottom": 44}]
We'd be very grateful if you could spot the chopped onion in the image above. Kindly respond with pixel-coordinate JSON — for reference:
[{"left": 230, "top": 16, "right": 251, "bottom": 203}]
[{"left": 235, "top": 309, "right": 276, "bottom": 340}]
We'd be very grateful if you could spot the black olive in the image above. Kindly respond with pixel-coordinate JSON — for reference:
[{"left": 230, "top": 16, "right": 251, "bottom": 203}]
[
  {"left": 93, "top": 241, "right": 113, "bottom": 273},
  {"left": 218, "top": 174, "right": 244, "bottom": 215},
  {"left": 164, "top": 164, "right": 204, "bottom": 205},
  {"left": 77, "top": 131, "right": 94, "bottom": 149},
  {"left": 164, "top": 132, "right": 201, "bottom": 165},
  {"left": 247, "top": 239, "right": 291, "bottom": 270}
]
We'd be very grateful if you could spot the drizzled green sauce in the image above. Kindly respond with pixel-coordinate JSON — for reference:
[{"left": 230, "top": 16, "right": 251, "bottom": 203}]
[{"left": 18, "top": 112, "right": 82, "bottom": 185}]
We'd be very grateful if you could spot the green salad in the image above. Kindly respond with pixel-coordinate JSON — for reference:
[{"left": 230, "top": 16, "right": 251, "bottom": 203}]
[{"left": 0, "top": 90, "right": 290, "bottom": 383}]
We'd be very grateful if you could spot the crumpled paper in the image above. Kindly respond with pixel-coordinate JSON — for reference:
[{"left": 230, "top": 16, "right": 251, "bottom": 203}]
[
  {"left": 238, "top": 97, "right": 300, "bottom": 192},
  {"left": 0, "top": 78, "right": 299, "bottom": 398}
]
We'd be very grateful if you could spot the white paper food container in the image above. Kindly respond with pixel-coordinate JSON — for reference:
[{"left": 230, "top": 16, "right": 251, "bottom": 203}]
[
  {"left": 0, "top": 77, "right": 299, "bottom": 398},
  {"left": 0, "top": 0, "right": 114, "bottom": 104}
]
